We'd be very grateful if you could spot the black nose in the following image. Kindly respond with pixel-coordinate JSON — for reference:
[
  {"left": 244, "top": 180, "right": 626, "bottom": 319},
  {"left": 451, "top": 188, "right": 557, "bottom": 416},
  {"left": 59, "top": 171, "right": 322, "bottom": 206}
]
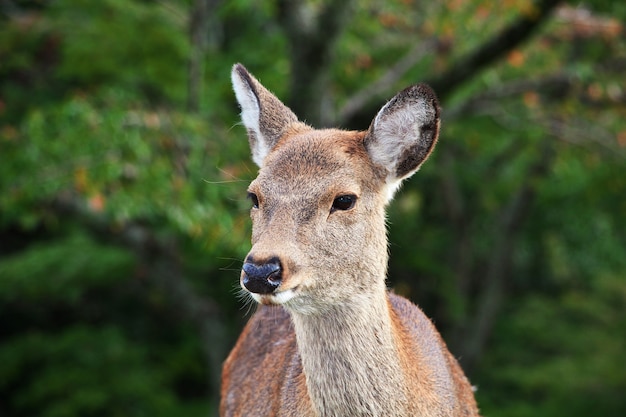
[{"left": 241, "top": 257, "right": 282, "bottom": 294}]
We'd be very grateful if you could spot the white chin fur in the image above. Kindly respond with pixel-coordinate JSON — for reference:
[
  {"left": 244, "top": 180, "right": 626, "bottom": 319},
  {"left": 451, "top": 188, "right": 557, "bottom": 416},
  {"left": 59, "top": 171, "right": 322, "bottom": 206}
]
[{"left": 251, "top": 288, "right": 297, "bottom": 305}]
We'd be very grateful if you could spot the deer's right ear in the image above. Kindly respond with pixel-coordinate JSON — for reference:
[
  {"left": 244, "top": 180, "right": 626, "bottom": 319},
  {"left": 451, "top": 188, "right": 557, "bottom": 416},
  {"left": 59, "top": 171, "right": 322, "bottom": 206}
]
[{"left": 231, "top": 64, "right": 302, "bottom": 167}]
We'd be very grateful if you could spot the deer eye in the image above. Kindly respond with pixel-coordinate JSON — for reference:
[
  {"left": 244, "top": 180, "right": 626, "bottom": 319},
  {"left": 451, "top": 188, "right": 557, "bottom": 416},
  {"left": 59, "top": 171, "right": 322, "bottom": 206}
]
[
  {"left": 331, "top": 194, "right": 357, "bottom": 213},
  {"left": 247, "top": 192, "right": 259, "bottom": 209}
]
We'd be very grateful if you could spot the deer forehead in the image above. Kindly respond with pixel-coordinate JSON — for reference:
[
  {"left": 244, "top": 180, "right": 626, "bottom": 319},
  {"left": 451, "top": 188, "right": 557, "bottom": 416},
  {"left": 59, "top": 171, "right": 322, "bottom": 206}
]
[{"left": 251, "top": 129, "right": 383, "bottom": 199}]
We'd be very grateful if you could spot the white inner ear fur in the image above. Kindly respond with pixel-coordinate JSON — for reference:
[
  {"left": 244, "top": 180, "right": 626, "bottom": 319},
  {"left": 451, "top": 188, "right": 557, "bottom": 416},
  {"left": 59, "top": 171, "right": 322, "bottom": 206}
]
[{"left": 231, "top": 70, "right": 269, "bottom": 167}]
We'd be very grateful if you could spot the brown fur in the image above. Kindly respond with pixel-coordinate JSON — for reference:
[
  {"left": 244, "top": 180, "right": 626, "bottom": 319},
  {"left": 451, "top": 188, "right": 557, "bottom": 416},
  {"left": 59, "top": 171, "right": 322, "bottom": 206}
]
[
  {"left": 221, "top": 295, "right": 479, "bottom": 416},
  {"left": 221, "top": 64, "right": 480, "bottom": 417}
]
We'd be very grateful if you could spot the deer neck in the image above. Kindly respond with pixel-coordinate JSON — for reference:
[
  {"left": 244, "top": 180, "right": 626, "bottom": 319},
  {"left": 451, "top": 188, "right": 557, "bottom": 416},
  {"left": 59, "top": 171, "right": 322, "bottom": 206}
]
[{"left": 290, "top": 287, "right": 409, "bottom": 417}]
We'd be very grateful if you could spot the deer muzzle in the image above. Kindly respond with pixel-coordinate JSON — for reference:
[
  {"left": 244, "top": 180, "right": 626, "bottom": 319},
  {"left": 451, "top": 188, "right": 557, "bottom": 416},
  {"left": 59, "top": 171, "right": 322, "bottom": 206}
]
[{"left": 241, "top": 256, "right": 283, "bottom": 295}]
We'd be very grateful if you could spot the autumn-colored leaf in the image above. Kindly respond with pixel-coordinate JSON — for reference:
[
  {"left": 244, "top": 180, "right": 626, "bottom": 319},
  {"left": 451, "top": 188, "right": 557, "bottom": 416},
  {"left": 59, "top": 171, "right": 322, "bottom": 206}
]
[
  {"left": 617, "top": 131, "right": 626, "bottom": 148},
  {"left": 88, "top": 193, "right": 106, "bottom": 212},
  {"left": 355, "top": 54, "right": 372, "bottom": 69},
  {"left": 507, "top": 49, "right": 525, "bottom": 67},
  {"left": 523, "top": 91, "right": 539, "bottom": 108},
  {"left": 587, "top": 83, "right": 603, "bottom": 101},
  {"left": 378, "top": 13, "right": 398, "bottom": 27},
  {"left": 448, "top": 0, "right": 466, "bottom": 12},
  {"left": 603, "top": 19, "right": 623, "bottom": 39},
  {"left": 474, "top": 5, "right": 489, "bottom": 20},
  {"left": 1, "top": 125, "right": 18, "bottom": 141}
]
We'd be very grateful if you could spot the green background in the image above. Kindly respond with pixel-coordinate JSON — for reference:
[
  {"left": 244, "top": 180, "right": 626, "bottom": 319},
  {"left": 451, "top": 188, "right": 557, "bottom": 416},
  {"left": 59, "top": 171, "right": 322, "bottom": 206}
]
[{"left": 1, "top": 0, "right": 625, "bottom": 415}]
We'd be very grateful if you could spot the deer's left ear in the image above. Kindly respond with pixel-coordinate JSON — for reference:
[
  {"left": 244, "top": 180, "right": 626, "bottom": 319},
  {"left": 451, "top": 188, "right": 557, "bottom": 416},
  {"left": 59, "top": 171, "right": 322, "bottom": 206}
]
[{"left": 364, "top": 83, "right": 440, "bottom": 200}]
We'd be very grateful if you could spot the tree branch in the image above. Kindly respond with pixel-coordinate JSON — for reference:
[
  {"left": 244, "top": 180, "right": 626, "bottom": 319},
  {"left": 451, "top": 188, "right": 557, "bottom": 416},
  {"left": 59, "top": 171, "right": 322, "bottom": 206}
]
[
  {"left": 466, "top": 98, "right": 626, "bottom": 160},
  {"left": 444, "top": 72, "right": 574, "bottom": 121},
  {"left": 344, "top": 0, "right": 562, "bottom": 129},
  {"left": 542, "top": 115, "right": 626, "bottom": 159},
  {"left": 428, "top": 0, "right": 561, "bottom": 101},
  {"left": 337, "top": 38, "right": 439, "bottom": 125}
]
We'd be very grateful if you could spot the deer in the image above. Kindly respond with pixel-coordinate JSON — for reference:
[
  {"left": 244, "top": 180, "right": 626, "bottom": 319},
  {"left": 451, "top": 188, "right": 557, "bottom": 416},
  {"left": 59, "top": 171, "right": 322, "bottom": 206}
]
[{"left": 220, "top": 63, "right": 480, "bottom": 417}]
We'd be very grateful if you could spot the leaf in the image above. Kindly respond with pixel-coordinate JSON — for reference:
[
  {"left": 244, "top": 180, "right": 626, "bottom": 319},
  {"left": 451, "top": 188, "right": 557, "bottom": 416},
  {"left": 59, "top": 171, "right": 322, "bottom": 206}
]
[{"left": 507, "top": 49, "right": 525, "bottom": 67}]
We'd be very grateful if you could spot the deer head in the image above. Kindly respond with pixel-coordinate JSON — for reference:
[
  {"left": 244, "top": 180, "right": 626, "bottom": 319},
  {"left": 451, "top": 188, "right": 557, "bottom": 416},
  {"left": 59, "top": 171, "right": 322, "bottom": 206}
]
[{"left": 232, "top": 63, "right": 440, "bottom": 315}]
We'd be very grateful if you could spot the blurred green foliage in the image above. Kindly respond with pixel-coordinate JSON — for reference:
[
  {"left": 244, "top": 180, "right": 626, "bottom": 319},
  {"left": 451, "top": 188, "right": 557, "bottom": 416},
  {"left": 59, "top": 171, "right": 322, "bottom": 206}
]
[{"left": 1, "top": 0, "right": 625, "bottom": 416}]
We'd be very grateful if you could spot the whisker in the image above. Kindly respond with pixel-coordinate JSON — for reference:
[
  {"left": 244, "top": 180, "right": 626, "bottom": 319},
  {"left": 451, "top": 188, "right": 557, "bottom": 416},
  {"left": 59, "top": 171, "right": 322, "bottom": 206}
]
[
  {"left": 219, "top": 258, "right": 243, "bottom": 273},
  {"left": 202, "top": 178, "right": 247, "bottom": 185},
  {"left": 233, "top": 285, "right": 257, "bottom": 317},
  {"left": 228, "top": 121, "right": 243, "bottom": 132}
]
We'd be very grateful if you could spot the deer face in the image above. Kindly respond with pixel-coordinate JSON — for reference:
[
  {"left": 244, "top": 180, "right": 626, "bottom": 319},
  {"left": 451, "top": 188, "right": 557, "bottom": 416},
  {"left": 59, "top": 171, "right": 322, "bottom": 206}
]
[{"left": 243, "top": 129, "right": 389, "bottom": 314}]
